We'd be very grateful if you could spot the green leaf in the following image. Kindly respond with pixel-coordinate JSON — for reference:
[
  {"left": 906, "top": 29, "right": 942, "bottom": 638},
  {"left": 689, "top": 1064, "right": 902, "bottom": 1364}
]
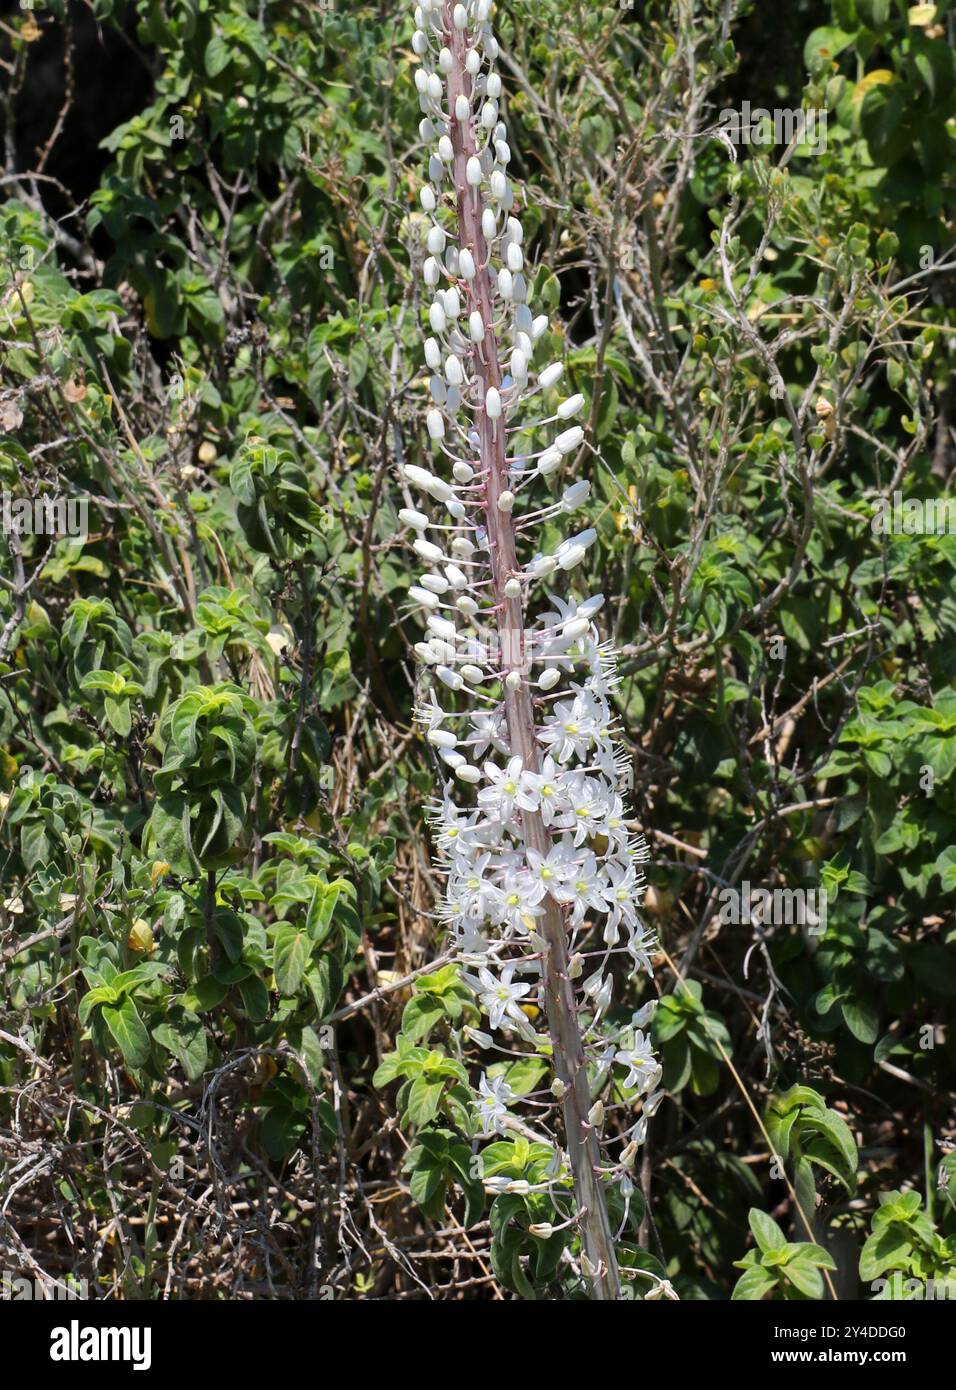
[
  {"left": 732, "top": 1264, "right": 777, "bottom": 1300},
  {"left": 304, "top": 954, "right": 345, "bottom": 1019},
  {"left": 859, "top": 1226, "right": 913, "bottom": 1282},
  {"left": 101, "top": 999, "right": 151, "bottom": 1070},
  {"left": 749, "top": 1208, "right": 787, "bottom": 1254},
  {"left": 205, "top": 35, "right": 231, "bottom": 76},
  {"left": 841, "top": 997, "right": 879, "bottom": 1044},
  {"left": 405, "top": 1074, "right": 446, "bottom": 1127},
  {"left": 237, "top": 974, "right": 270, "bottom": 1022},
  {"left": 21, "top": 820, "right": 52, "bottom": 871},
  {"left": 783, "top": 1258, "right": 824, "bottom": 1299},
  {"left": 273, "top": 923, "right": 309, "bottom": 997},
  {"left": 152, "top": 1013, "right": 207, "bottom": 1082}
]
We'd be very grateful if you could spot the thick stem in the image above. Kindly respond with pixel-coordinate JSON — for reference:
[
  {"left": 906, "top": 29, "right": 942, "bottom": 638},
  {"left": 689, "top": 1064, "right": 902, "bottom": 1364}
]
[{"left": 444, "top": 7, "right": 621, "bottom": 1300}]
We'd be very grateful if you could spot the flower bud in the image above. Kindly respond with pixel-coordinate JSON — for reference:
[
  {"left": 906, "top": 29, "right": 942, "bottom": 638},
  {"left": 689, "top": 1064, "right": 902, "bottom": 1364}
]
[
  {"left": 555, "top": 425, "right": 584, "bottom": 454},
  {"left": 420, "top": 573, "right": 449, "bottom": 593},
  {"left": 426, "top": 409, "right": 445, "bottom": 441},
  {"left": 409, "top": 585, "right": 440, "bottom": 609},
  {"left": 485, "top": 387, "right": 502, "bottom": 419},
  {"left": 557, "top": 393, "right": 584, "bottom": 419},
  {"left": 427, "top": 728, "right": 458, "bottom": 748},
  {"left": 415, "top": 536, "right": 445, "bottom": 563},
  {"left": 563, "top": 480, "right": 590, "bottom": 508},
  {"left": 528, "top": 1223, "right": 553, "bottom": 1239}
]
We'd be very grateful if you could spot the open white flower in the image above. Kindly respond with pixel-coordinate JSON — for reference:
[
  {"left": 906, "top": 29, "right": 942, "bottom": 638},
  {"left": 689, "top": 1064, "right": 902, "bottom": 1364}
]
[
  {"left": 469, "top": 963, "right": 532, "bottom": 1031},
  {"left": 476, "top": 1071, "right": 515, "bottom": 1135},
  {"left": 615, "top": 1030, "right": 660, "bottom": 1094}
]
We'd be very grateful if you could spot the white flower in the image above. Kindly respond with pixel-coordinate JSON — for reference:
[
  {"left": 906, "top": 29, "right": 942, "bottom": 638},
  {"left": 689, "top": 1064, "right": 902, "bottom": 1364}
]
[
  {"left": 468, "top": 708, "right": 510, "bottom": 759},
  {"left": 477, "top": 755, "right": 537, "bottom": 823},
  {"left": 476, "top": 1072, "right": 515, "bottom": 1134},
  {"left": 550, "top": 851, "right": 612, "bottom": 925},
  {"left": 604, "top": 858, "right": 643, "bottom": 936},
  {"left": 615, "top": 1030, "right": 660, "bottom": 1094},
  {"left": 516, "top": 755, "right": 567, "bottom": 826},
  {"left": 525, "top": 841, "right": 575, "bottom": 896},
  {"left": 537, "top": 693, "right": 604, "bottom": 763},
  {"left": 447, "top": 852, "right": 504, "bottom": 923},
  {"left": 563, "top": 769, "right": 612, "bottom": 846},
  {"left": 494, "top": 870, "right": 545, "bottom": 931},
  {"left": 470, "top": 964, "right": 532, "bottom": 1031}
]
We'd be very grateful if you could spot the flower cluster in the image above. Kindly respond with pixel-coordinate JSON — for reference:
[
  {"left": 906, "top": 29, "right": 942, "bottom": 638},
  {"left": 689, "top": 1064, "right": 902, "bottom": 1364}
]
[{"left": 402, "top": 0, "right": 661, "bottom": 1190}]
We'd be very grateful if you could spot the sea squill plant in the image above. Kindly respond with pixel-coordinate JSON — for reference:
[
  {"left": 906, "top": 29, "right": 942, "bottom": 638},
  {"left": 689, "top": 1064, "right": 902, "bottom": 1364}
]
[{"left": 399, "top": 0, "right": 663, "bottom": 1299}]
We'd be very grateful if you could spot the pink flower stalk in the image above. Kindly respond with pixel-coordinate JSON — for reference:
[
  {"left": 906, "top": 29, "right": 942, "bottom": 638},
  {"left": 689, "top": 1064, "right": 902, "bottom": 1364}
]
[{"left": 402, "top": 0, "right": 661, "bottom": 1299}]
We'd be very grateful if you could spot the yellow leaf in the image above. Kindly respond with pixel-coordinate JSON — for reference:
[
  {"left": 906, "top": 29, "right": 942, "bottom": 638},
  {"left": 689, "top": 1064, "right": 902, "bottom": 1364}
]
[{"left": 852, "top": 70, "right": 896, "bottom": 103}]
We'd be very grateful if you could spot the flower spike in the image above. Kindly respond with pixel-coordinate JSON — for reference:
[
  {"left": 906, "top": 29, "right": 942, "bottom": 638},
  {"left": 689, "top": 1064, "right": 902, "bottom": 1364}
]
[{"left": 401, "top": 0, "right": 661, "bottom": 1300}]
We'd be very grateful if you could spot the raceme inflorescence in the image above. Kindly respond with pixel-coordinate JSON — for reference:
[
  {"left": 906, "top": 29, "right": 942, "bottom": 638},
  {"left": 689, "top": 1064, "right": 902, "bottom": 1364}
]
[{"left": 400, "top": 0, "right": 662, "bottom": 1298}]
